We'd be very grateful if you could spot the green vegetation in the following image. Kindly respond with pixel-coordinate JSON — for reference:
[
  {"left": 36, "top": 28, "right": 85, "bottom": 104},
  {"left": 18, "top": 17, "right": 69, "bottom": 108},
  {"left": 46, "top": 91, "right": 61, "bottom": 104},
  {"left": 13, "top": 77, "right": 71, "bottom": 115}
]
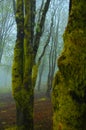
[
  {"left": 5, "top": 126, "right": 24, "bottom": 130},
  {"left": 52, "top": 0, "right": 86, "bottom": 130}
]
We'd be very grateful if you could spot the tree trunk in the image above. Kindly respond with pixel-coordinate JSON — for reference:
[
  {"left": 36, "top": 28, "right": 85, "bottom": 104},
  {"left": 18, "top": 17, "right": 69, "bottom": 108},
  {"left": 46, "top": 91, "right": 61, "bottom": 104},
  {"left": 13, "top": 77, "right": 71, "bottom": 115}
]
[
  {"left": 12, "top": 0, "right": 35, "bottom": 129},
  {"left": 12, "top": 0, "right": 50, "bottom": 129},
  {"left": 0, "top": 48, "right": 3, "bottom": 63},
  {"left": 37, "top": 60, "right": 44, "bottom": 91},
  {"left": 52, "top": 0, "right": 86, "bottom": 130}
]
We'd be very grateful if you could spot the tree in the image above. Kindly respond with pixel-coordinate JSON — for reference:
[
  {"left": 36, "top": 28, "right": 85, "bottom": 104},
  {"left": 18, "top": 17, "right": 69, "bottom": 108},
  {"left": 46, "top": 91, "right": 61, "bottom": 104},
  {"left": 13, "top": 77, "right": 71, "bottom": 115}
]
[
  {"left": 0, "top": 0, "right": 15, "bottom": 63},
  {"left": 12, "top": 0, "right": 50, "bottom": 129},
  {"left": 47, "top": 9, "right": 60, "bottom": 95},
  {"left": 36, "top": 0, "right": 69, "bottom": 94},
  {"left": 53, "top": 0, "right": 86, "bottom": 130},
  {"left": 37, "top": 57, "right": 45, "bottom": 91}
]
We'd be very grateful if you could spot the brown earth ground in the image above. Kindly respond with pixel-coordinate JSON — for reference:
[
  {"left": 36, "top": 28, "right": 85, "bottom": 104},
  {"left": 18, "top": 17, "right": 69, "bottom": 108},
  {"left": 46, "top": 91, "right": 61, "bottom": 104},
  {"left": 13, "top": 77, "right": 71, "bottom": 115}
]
[{"left": 0, "top": 92, "right": 53, "bottom": 130}]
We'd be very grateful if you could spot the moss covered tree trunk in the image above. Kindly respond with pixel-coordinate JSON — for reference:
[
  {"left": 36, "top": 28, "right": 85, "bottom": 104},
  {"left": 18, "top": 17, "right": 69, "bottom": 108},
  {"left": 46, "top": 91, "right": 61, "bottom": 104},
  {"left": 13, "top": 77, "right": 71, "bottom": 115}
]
[
  {"left": 53, "top": 0, "right": 86, "bottom": 130},
  {"left": 12, "top": 0, "right": 51, "bottom": 129},
  {"left": 12, "top": 0, "right": 36, "bottom": 130}
]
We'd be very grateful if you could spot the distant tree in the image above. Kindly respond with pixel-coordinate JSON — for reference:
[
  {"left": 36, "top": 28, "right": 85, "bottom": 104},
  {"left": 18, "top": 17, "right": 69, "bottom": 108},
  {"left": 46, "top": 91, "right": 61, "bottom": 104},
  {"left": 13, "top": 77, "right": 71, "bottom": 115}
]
[
  {"left": 53, "top": 0, "right": 86, "bottom": 130},
  {"left": 12, "top": 0, "right": 16, "bottom": 14},
  {"left": 46, "top": 10, "right": 60, "bottom": 96},
  {"left": 0, "top": 0, "right": 15, "bottom": 63},
  {"left": 37, "top": 57, "right": 45, "bottom": 91},
  {"left": 36, "top": 0, "right": 68, "bottom": 94}
]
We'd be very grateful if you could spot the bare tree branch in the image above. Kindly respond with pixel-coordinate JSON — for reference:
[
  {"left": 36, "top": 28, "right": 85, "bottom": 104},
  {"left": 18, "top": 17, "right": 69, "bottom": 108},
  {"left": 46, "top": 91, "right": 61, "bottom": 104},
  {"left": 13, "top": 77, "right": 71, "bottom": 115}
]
[{"left": 33, "top": 0, "right": 51, "bottom": 56}]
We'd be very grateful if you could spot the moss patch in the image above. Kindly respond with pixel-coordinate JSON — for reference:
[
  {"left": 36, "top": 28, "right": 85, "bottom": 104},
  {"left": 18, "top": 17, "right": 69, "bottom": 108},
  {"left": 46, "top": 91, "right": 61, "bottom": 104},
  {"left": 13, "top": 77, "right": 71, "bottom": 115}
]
[{"left": 52, "top": 1, "right": 86, "bottom": 130}]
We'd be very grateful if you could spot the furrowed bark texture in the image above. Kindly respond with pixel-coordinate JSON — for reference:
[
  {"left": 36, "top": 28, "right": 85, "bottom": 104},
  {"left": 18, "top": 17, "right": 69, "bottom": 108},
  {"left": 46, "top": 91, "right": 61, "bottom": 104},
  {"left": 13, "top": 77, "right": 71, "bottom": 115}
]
[{"left": 52, "top": 0, "right": 86, "bottom": 130}]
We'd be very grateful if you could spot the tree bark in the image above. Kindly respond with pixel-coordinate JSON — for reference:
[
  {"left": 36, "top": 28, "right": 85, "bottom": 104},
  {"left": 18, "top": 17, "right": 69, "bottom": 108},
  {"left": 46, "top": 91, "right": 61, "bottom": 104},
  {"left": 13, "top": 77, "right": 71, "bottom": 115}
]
[
  {"left": 53, "top": 0, "right": 86, "bottom": 130},
  {"left": 12, "top": 0, "right": 35, "bottom": 129},
  {"left": 33, "top": 0, "right": 51, "bottom": 56},
  {"left": 12, "top": 0, "right": 16, "bottom": 14},
  {"left": 12, "top": 0, "right": 50, "bottom": 129},
  {"left": 12, "top": 0, "right": 24, "bottom": 129}
]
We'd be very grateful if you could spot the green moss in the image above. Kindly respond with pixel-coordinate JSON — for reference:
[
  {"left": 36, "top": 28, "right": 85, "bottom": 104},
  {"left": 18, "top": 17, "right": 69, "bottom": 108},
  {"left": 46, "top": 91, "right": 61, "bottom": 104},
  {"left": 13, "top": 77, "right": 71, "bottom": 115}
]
[
  {"left": 66, "top": 0, "right": 86, "bottom": 34},
  {"left": 53, "top": 40, "right": 86, "bottom": 129},
  {"left": 12, "top": 0, "right": 35, "bottom": 129},
  {"left": 13, "top": 88, "right": 34, "bottom": 129},
  {"left": 52, "top": 1, "right": 86, "bottom": 130},
  {"left": 5, "top": 126, "right": 25, "bottom": 130},
  {"left": 32, "top": 64, "right": 38, "bottom": 86},
  {"left": 14, "top": 89, "right": 32, "bottom": 109}
]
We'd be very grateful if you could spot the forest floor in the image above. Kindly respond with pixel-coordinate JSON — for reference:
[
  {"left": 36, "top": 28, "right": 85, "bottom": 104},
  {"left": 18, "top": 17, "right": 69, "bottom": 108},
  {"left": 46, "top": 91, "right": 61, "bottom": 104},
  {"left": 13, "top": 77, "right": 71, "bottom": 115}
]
[{"left": 0, "top": 91, "right": 53, "bottom": 130}]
